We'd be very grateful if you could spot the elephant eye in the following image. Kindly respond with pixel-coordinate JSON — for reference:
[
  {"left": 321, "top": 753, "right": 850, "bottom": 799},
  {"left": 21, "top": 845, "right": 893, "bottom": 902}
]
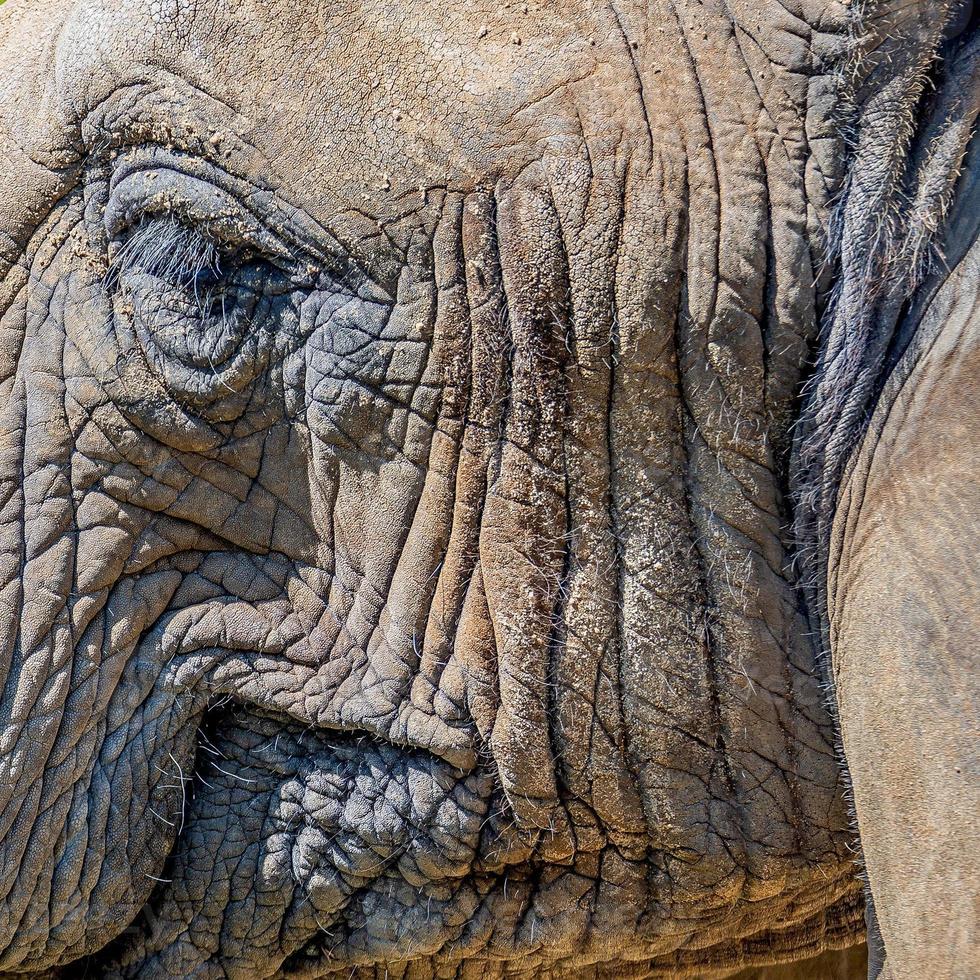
[{"left": 102, "top": 212, "right": 300, "bottom": 407}]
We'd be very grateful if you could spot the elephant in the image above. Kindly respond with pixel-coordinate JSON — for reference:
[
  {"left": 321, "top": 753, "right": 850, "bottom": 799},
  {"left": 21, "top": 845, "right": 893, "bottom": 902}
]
[{"left": 0, "top": 0, "right": 975, "bottom": 977}]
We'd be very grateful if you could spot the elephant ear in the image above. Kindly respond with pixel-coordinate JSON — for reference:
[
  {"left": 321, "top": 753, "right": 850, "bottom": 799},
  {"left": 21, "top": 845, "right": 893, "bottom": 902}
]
[{"left": 794, "top": 3, "right": 980, "bottom": 978}]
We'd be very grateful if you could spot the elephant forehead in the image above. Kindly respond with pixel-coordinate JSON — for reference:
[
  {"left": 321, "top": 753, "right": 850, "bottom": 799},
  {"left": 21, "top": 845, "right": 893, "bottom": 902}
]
[{"left": 33, "top": 0, "right": 650, "bottom": 207}]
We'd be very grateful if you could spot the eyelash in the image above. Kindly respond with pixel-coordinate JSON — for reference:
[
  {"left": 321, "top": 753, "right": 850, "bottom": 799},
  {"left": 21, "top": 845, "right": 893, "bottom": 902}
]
[{"left": 107, "top": 217, "right": 239, "bottom": 295}]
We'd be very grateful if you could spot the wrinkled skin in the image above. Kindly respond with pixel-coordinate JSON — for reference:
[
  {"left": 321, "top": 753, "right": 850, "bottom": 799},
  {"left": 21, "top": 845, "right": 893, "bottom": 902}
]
[{"left": 0, "top": 1, "right": 973, "bottom": 978}]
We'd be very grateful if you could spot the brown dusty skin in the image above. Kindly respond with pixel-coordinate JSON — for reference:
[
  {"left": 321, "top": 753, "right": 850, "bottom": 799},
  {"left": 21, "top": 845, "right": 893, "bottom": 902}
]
[{"left": 715, "top": 943, "right": 867, "bottom": 980}]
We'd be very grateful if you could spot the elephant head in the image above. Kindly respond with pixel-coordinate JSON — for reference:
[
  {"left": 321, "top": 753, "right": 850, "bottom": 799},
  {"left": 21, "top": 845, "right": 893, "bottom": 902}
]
[{"left": 0, "top": 1, "right": 974, "bottom": 978}]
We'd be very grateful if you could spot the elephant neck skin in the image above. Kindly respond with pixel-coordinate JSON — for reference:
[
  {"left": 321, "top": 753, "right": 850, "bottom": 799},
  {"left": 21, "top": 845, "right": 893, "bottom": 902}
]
[{"left": 0, "top": 2, "right": 885, "bottom": 977}]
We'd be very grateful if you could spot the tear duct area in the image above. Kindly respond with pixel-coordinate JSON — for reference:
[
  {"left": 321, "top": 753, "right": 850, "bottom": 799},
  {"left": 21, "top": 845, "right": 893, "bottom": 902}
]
[{"left": 0, "top": 145, "right": 860, "bottom": 975}]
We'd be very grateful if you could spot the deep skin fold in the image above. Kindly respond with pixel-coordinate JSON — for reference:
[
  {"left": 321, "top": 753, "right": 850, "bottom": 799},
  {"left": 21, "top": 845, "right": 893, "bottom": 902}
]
[{"left": 0, "top": 1, "right": 973, "bottom": 978}]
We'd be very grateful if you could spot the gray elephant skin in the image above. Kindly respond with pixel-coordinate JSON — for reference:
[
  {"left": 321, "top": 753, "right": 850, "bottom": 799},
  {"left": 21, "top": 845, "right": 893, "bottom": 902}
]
[{"left": 0, "top": 1, "right": 976, "bottom": 978}]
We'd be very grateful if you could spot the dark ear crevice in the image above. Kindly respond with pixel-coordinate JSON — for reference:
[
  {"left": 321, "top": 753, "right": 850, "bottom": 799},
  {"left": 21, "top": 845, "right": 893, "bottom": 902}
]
[{"left": 950, "top": 0, "right": 979, "bottom": 41}]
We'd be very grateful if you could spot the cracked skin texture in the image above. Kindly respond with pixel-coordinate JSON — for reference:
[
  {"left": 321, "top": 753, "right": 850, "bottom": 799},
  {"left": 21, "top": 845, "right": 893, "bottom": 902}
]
[{"left": 0, "top": 1, "right": 879, "bottom": 977}]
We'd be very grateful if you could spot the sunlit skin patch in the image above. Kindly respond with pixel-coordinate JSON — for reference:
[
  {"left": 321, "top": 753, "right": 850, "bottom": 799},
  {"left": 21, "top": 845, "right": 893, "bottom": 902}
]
[{"left": 7, "top": 1, "right": 949, "bottom": 976}]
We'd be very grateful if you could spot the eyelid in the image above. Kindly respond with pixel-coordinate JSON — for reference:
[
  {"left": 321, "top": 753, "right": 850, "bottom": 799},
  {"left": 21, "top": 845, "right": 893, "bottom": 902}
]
[
  {"left": 105, "top": 168, "right": 289, "bottom": 262},
  {"left": 102, "top": 161, "right": 394, "bottom": 304}
]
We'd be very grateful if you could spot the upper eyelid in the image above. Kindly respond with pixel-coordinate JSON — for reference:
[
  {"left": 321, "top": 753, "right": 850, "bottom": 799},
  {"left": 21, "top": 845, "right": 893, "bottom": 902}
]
[
  {"left": 101, "top": 161, "right": 394, "bottom": 302},
  {"left": 106, "top": 168, "right": 290, "bottom": 263}
]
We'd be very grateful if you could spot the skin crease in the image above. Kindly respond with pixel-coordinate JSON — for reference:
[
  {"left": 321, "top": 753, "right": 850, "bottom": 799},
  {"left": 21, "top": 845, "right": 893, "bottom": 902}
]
[{"left": 0, "top": 1, "right": 972, "bottom": 978}]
